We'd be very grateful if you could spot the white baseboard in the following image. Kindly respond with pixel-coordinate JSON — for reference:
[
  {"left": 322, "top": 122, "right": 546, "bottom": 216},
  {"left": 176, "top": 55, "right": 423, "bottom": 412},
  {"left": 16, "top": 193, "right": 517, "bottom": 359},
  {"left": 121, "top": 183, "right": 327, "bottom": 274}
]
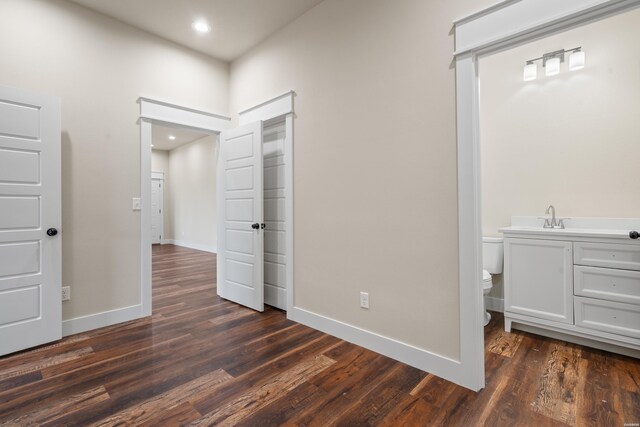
[
  {"left": 288, "top": 307, "right": 470, "bottom": 388},
  {"left": 163, "top": 239, "right": 217, "bottom": 253},
  {"left": 485, "top": 296, "right": 504, "bottom": 312},
  {"left": 265, "top": 283, "right": 286, "bottom": 310},
  {"left": 62, "top": 304, "right": 143, "bottom": 336}
]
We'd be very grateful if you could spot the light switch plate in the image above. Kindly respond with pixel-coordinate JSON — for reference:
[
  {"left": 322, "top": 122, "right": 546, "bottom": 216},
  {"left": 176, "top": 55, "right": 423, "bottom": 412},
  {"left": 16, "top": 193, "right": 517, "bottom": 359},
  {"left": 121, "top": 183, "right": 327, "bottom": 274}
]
[
  {"left": 360, "top": 292, "right": 369, "bottom": 309},
  {"left": 132, "top": 197, "right": 142, "bottom": 211}
]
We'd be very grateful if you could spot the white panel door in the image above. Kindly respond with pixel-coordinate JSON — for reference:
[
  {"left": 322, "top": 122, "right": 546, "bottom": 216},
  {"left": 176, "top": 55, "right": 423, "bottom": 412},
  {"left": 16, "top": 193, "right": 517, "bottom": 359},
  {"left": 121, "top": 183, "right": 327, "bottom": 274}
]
[
  {"left": 263, "top": 119, "right": 287, "bottom": 310},
  {"left": 151, "top": 178, "right": 163, "bottom": 244},
  {"left": 0, "top": 85, "right": 61, "bottom": 355},
  {"left": 217, "top": 122, "right": 264, "bottom": 312}
]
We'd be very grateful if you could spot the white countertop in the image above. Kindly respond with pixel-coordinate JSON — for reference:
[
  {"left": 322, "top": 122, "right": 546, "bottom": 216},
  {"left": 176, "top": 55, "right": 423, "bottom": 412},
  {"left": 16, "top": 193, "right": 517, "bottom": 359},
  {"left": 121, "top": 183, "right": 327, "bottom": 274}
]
[
  {"left": 499, "top": 216, "right": 640, "bottom": 242},
  {"left": 499, "top": 226, "right": 633, "bottom": 240}
]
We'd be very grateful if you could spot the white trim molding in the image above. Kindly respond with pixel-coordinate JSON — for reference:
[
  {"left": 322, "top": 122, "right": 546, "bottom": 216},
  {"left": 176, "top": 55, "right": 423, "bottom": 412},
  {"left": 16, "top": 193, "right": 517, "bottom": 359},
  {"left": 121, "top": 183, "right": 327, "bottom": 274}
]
[
  {"left": 164, "top": 239, "right": 217, "bottom": 254},
  {"left": 454, "top": 0, "right": 640, "bottom": 56},
  {"left": 454, "top": 0, "right": 640, "bottom": 391},
  {"left": 239, "top": 91, "right": 295, "bottom": 126},
  {"left": 62, "top": 305, "right": 142, "bottom": 336},
  {"left": 485, "top": 296, "right": 505, "bottom": 312},
  {"left": 139, "top": 97, "right": 231, "bottom": 132},
  {"left": 288, "top": 308, "right": 469, "bottom": 388}
]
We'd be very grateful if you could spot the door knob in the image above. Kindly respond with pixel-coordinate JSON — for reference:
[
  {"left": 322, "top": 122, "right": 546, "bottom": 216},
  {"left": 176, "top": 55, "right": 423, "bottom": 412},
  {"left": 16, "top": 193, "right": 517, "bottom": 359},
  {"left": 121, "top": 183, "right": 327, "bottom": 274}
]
[
  {"left": 251, "top": 223, "right": 260, "bottom": 230},
  {"left": 630, "top": 231, "right": 639, "bottom": 240},
  {"left": 46, "top": 228, "right": 58, "bottom": 237}
]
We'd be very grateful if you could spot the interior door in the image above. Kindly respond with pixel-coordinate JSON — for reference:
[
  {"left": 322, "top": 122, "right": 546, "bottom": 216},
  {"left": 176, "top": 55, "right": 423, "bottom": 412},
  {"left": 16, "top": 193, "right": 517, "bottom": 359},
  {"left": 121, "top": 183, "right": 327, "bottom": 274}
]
[
  {"left": 0, "top": 85, "right": 61, "bottom": 355},
  {"left": 217, "top": 122, "right": 264, "bottom": 312},
  {"left": 151, "top": 178, "right": 162, "bottom": 244}
]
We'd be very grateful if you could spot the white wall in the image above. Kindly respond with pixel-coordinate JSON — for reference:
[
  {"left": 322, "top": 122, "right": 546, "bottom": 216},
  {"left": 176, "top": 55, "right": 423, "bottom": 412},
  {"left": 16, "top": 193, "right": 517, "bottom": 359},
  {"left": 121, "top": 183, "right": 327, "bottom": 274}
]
[
  {"left": 167, "top": 136, "right": 218, "bottom": 251},
  {"left": 152, "top": 149, "right": 170, "bottom": 175},
  {"left": 480, "top": 9, "right": 640, "bottom": 299},
  {"left": 0, "top": 0, "right": 229, "bottom": 321},
  {"left": 230, "top": 0, "right": 495, "bottom": 360}
]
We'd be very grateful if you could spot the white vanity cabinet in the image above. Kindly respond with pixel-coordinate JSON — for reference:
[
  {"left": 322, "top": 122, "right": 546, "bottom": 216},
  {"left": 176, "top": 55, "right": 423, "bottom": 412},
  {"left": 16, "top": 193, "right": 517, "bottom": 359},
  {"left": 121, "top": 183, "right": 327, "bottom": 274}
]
[
  {"left": 504, "top": 238, "right": 574, "bottom": 324},
  {"left": 501, "top": 220, "right": 640, "bottom": 356}
]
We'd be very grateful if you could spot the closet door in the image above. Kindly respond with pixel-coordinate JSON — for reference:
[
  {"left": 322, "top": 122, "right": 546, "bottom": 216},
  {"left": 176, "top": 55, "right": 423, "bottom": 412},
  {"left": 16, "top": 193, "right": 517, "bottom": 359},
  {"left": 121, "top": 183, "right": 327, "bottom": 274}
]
[
  {"left": 217, "top": 122, "right": 264, "bottom": 312},
  {"left": 0, "top": 85, "right": 61, "bottom": 355}
]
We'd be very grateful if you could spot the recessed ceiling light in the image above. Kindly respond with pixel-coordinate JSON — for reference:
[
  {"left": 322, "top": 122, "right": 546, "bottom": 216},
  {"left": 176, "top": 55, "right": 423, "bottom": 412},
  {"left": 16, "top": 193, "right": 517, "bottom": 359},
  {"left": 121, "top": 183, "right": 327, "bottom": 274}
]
[
  {"left": 192, "top": 20, "right": 211, "bottom": 34},
  {"left": 168, "top": 135, "right": 176, "bottom": 140}
]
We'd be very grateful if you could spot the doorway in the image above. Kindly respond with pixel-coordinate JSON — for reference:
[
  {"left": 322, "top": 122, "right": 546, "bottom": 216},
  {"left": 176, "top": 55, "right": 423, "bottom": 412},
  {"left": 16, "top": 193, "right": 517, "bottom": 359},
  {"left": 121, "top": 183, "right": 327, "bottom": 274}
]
[
  {"left": 151, "top": 176, "right": 163, "bottom": 244},
  {"left": 453, "top": 0, "right": 640, "bottom": 390},
  {"left": 138, "top": 95, "right": 295, "bottom": 317},
  {"left": 151, "top": 123, "right": 216, "bottom": 251}
]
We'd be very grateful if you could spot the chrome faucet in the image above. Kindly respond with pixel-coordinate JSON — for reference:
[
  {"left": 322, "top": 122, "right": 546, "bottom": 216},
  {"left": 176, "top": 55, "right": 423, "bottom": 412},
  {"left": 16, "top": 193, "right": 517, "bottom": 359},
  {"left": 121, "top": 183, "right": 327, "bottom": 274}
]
[
  {"left": 545, "top": 205, "right": 556, "bottom": 228},
  {"left": 543, "top": 205, "right": 565, "bottom": 229}
]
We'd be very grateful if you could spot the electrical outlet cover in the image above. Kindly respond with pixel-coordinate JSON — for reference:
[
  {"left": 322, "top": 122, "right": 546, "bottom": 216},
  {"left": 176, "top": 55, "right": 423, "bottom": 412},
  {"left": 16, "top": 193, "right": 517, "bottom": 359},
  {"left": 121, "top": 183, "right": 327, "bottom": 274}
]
[{"left": 360, "top": 292, "right": 369, "bottom": 309}]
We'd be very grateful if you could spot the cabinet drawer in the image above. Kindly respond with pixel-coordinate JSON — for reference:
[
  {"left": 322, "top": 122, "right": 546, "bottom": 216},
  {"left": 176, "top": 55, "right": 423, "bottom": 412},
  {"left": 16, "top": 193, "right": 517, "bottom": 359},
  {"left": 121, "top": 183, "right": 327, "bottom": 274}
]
[
  {"left": 575, "top": 296, "right": 640, "bottom": 339},
  {"left": 573, "top": 242, "right": 640, "bottom": 271},
  {"left": 574, "top": 266, "right": 640, "bottom": 305}
]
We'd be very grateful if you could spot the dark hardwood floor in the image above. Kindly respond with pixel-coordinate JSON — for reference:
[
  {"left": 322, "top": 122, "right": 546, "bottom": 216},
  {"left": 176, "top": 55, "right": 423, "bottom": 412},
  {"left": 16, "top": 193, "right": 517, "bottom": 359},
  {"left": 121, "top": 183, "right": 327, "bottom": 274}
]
[{"left": 0, "top": 244, "right": 638, "bottom": 426}]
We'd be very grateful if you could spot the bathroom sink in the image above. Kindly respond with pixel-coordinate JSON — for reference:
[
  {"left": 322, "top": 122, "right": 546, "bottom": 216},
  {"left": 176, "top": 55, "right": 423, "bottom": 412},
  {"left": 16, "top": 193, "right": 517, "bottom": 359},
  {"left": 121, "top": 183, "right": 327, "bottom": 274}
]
[{"left": 499, "top": 216, "right": 640, "bottom": 242}]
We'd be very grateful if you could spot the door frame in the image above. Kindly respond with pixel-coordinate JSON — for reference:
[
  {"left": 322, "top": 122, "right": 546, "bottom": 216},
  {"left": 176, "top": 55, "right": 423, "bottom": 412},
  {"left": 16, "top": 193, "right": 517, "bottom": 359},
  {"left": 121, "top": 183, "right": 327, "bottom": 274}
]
[
  {"left": 138, "top": 97, "right": 231, "bottom": 316},
  {"left": 238, "top": 91, "right": 295, "bottom": 313},
  {"left": 453, "top": 0, "right": 640, "bottom": 390},
  {"left": 151, "top": 172, "right": 164, "bottom": 244}
]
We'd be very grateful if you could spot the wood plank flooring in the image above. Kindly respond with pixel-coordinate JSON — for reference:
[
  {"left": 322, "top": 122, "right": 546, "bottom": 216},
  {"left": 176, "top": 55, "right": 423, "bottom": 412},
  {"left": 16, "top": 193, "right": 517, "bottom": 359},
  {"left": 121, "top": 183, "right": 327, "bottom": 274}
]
[{"left": 0, "top": 244, "right": 638, "bottom": 426}]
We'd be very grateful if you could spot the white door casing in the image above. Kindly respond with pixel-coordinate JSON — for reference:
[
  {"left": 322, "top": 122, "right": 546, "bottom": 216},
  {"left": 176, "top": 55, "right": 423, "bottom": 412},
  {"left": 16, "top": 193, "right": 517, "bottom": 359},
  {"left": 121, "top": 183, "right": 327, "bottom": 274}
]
[
  {"left": 0, "top": 85, "right": 61, "bottom": 356},
  {"left": 151, "top": 178, "right": 163, "bottom": 244},
  {"left": 217, "top": 122, "right": 264, "bottom": 312}
]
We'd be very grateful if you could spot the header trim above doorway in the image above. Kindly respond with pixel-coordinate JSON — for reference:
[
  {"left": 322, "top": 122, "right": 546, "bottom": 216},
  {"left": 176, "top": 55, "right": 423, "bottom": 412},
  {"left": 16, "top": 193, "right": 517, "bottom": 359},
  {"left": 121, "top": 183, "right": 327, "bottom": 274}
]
[
  {"left": 138, "top": 97, "right": 231, "bottom": 133},
  {"left": 238, "top": 91, "right": 295, "bottom": 126}
]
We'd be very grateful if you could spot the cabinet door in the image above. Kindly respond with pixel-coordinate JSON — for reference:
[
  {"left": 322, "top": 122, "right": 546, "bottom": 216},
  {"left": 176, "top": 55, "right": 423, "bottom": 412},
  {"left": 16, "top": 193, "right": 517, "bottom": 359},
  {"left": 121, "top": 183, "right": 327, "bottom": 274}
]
[{"left": 504, "top": 238, "right": 574, "bottom": 324}]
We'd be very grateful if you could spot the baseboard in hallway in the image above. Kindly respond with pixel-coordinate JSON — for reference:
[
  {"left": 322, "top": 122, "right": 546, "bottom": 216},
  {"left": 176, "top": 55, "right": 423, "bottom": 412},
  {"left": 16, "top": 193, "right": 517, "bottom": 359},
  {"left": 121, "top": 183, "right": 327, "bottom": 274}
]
[
  {"left": 485, "top": 296, "right": 504, "bottom": 312},
  {"left": 162, "top": 239, "right": 216, "bottom": 253}
]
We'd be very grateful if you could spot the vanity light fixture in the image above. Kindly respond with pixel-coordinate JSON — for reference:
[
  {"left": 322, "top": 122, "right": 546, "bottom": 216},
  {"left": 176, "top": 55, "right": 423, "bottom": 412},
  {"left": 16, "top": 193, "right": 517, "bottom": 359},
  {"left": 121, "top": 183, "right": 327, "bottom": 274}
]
[
  {"left": 545, "top": 57, "right": 561, "bottom": 76},
  {"left": 523, "top": 62, "right": 537, "bottom": 81},
  {"left": 569, "top": 50, "right": 586, "bottom": 71},
  {"left": 192, "top": 20, "right": 211, "bottom": 34},
  {"left": 522, "top": 47, "right": 584, "bottom": 81}
]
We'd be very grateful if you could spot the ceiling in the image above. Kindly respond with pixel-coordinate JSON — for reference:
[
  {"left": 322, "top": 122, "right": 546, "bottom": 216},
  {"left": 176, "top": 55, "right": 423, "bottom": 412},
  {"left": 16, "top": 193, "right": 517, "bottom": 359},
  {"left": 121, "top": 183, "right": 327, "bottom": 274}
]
[
  {"left": 68, "top": 0, "right": 324, "bottom": 61},
  {"left": 152, "top": 124, "right": 210, "bottom": 151}
]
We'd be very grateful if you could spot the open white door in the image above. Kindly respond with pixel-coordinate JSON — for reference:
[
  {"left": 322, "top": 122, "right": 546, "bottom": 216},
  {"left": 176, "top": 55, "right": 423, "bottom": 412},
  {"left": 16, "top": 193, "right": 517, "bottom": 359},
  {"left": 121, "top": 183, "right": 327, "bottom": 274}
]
[
  {"left": 0, "top": 85, "right": 61, "bottom": 355},
  {"left": 151, "top": 178, "right": 163, "bottom": 244},
  {"left": 217, "top": 122, "right": 264, "bottom": 312}
]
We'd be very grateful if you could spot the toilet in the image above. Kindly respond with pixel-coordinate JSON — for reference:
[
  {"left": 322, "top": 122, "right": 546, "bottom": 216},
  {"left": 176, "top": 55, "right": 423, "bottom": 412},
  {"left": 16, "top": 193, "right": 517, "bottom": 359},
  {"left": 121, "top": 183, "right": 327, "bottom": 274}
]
[{"left": 482, "top": 237, "right": 504, "bottom": 326}]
